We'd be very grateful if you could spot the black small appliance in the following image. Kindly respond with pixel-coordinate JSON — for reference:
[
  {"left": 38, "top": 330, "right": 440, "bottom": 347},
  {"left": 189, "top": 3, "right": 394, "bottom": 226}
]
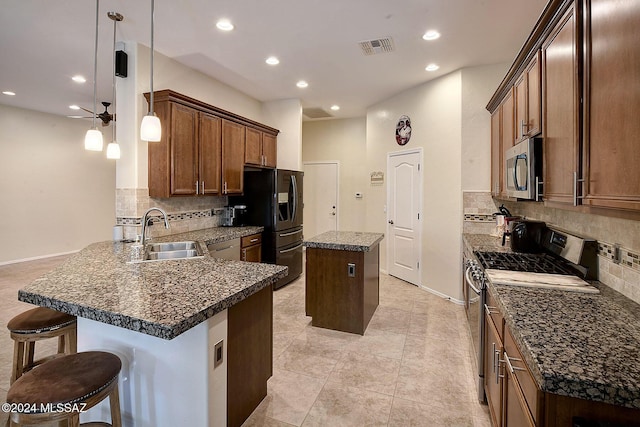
[{"left": 510, "top": 220, "right": 546, "bottom": 253}]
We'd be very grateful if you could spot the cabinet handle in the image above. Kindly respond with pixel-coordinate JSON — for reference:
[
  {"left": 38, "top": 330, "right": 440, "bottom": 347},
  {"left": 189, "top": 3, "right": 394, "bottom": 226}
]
[
  {"left": 573, "top": 171, "right": 585, "bottom": 206},
  {"left": 535, "top": 176, "right": 544, "bottom": 202},
  {"left": 495, "top": 348, "right": 504, "bottom": 384},
  {"left": 223, "top": 181, "right": 228, "bottom": 194},
  {"left": 242, "top": 248, "right": 246, "bottom": 260},
  {"left": 484, "top": 304, "right": 499, "bottom": 316},
  {"left": 520, "top": 119, "right": 529, "bottom": 136},
  {"left": 195, "top": 181, "right": 199, "bottom": 195},
  {"left": 201, "top": 181, "right": 205, "bottom": 194},
  {"left": 504, "top": 351, "right": 526, "bottom": 374}
]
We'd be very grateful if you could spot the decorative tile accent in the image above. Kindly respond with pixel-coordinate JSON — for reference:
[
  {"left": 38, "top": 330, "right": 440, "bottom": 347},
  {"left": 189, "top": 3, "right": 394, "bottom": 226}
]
[{"left": 463, "top": 213, "right": 496, "bottom": 223}]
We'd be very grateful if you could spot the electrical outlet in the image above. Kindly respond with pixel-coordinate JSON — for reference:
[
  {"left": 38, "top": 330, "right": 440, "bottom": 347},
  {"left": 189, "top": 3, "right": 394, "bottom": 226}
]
[{"left": 213, "top": 340, "right": 223, "bottom": 368}]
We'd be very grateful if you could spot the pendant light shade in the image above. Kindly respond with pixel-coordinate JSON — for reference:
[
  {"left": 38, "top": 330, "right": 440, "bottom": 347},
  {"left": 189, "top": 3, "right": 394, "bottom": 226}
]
[
  {"left": 85, "top": 129, "right": 104, "bottom": 151},
  {"left": 85, "top": 0, "right": 103, "bottom": 151},
  {"left": 106, "top": 141, "right": 121, "bottom": 159},
  {"left": 140, "top": 0, "right": 161, "bottom": 142}
]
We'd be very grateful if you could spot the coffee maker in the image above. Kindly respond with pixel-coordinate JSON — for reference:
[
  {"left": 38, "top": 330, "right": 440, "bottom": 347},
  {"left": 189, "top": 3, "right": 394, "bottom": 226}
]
[{"left": 222, "top": 205, "right": 248, "bottom": 227}]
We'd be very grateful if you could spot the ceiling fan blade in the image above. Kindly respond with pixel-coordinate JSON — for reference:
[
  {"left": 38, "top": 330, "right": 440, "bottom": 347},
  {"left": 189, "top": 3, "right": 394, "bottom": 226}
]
[{"left": 79, "top": 106, "right": 95, "bottom": 115}]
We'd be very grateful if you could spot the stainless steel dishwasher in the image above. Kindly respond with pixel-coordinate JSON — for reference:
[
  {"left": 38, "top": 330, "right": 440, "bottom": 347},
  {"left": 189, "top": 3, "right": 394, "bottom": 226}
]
[{"left": 207, "top": 238, "right": 241, "bottom": 260}]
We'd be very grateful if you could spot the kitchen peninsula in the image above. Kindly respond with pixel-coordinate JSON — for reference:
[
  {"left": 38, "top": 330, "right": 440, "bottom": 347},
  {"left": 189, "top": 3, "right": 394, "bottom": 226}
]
[
  {"left": 304, "top": 231, "right": 384, "bottom": 335},
  {"left": 18, "top": 226, "right": 287, "bottom": 427}
]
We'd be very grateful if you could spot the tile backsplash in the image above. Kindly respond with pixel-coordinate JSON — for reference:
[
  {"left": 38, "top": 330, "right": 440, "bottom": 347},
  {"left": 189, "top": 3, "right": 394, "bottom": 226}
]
[
  {"left": 463, "top": 192, "right": 640, "bottom": 304},
  {"left": 115, "top": 188, "right": 228, "bottom": 240}
]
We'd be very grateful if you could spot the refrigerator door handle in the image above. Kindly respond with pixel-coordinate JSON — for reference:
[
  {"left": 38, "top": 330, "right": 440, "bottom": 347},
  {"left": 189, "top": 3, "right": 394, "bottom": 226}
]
[
  {"left": 291, "top": 175, "right": 297, "bottom": 223},
  {"left": 280, "top": 243, "right": 303, "bottom": 254}
]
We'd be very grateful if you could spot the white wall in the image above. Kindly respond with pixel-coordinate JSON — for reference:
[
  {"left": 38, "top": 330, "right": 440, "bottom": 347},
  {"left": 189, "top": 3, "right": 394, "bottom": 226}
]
[
  {"left": 263, "top": 99, "right": 303, "bottom": 171},
  {"left": 367, "top": 71, "right": 464, "bottom": 301},
  {"left": 461, "top": 63, "right": 509, "bottom": 191},
  {"left": 302, "top": 118, "right": 367, "bottom": 231},
  {"left": 0, "top": 104, "right": 115, "bottom": 263}
]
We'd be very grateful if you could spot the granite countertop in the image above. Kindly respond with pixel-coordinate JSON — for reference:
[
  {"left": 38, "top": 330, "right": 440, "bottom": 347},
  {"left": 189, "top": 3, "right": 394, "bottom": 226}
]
[
  {"left": 19, "top": 227, "right": 287, "bottom": 340},
  {"left": 304, "top": 231, "right": 384, "bottom": 252},
  {"left": 463, "top": 233, "right": 640, "bottom": 410}
]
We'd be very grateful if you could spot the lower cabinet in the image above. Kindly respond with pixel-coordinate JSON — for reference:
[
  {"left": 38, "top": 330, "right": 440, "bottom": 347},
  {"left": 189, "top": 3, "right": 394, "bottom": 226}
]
[{"left": 241, "top": 233, "right": 262, "bottom": 262}]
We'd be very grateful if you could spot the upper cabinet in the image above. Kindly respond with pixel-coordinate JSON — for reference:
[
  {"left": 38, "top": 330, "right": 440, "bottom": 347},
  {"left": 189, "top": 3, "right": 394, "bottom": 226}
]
[
  {"left": 245, "top": 128, "right": 277, "bottom": 168},
  {"left": 542, "top": 4, "right": 580, "bottom": 206},
  {"left": 487, "top": 0, "right": 640, "bottom": 217},
  {"left": 582, "top": 0, "right": 640, "bottom": 211},
  {"left": 145, "top": 90, "right": 279, "bottom": 198},
  {"left": 515, "top": 52, "right": 542, "bottom": 142},
  {"left": 491, "top": 89, "right": 514, "bottom": 198}
]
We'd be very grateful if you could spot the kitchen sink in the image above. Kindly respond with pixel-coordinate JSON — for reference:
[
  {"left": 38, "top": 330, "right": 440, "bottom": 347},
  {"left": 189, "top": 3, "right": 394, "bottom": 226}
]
[
  {"left": 149, "top": 241, "right": 198, "bottom": 252},
  {"left": 129, "top": 241, "right": 205, "bottom": 263}
]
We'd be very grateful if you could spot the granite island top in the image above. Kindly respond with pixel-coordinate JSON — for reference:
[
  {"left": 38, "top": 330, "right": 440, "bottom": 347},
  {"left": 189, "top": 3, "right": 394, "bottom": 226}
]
[
  {"left": 19, "top": 227, "right": 288, "bottom": 340},
  {"left": 304, "top": 231, "right": 384, "bottom": 252},
  {"left": 463, "top": 233, "right": 640, "bottom": 410}
]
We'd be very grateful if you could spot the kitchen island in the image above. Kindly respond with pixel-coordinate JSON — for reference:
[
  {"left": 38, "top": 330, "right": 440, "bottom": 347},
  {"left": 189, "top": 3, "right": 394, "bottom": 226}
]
[
  {"left": 464, "top": 233, "right": 640, "bottom": 426},
  {"left": 304, "top": 231, "right": 384, "bottom": 335},
  {"left": 18, "top": 226, "right": 288, "bottom": 427}
]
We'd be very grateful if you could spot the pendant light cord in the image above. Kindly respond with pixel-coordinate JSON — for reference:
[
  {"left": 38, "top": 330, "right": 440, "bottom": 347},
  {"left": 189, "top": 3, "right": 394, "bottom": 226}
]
[
  {"left": 112, "top": 13, "right": 117, "bottom": 141},
  {"left": 92, "top": 0, "right": 99, "bottom": 129},
  {"left": 149, "top": 0, "right": 155, "bottom": 114}
]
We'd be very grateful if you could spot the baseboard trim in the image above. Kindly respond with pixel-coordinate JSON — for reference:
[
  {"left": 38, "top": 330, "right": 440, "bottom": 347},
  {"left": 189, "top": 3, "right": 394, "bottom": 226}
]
[
  {"left": 419, "top": 284, "right": 465, "bottom": 305},
  {"left": 0, "top": 250, "right": 79, "bottom": 266}
]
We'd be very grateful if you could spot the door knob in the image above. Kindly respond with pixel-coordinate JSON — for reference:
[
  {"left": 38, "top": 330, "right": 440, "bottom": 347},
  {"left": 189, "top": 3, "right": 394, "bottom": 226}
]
[{"left": 388, "top": 220, "right": 394, "bottom": 224}]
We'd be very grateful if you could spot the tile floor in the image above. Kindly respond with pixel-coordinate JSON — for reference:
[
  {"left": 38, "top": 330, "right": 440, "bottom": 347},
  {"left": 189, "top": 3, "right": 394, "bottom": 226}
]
[{"left": 0, "top": 255, "right": 491, "bottom": 427}]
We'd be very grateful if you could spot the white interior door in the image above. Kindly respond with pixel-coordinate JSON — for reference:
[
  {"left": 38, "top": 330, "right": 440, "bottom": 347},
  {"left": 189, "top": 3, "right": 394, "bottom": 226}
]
[
  {"left": 303, "top": 162, "right": 338, "bottom": 239},
  {"left": 387, "top": 149, "right": 422, "bottom": 286}
]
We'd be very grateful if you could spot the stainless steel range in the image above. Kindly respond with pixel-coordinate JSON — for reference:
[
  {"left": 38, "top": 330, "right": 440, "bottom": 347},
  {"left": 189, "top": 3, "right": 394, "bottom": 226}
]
[{"left": 464, "top": 226, "right": 598, "bottom": 403}]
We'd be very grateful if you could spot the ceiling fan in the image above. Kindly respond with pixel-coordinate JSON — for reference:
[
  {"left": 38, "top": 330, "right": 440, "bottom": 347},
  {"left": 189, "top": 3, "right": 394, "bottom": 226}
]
[{"left": 79, "top": 101, "right": 114, "bottom": 126}]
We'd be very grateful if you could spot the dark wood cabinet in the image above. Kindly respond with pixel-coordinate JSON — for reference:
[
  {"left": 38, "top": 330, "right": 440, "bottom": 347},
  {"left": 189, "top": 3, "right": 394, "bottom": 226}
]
[
  {"left": 227, "top": 284, "right": 272, "bottom": 427},
  {"left": 145, "top": 90, "right": 279, "bottom": 198},
  {"left": 241, "top": 233, "right": 262, "bottom": 262},
  {"left": 245, "top": 128, "right": 277, "bottom": 168},
  {"left": 490, "top": 89, "right": 514, "bottom": 198},
  {"left": 516, "top": 52, "right": 542, "bottom": 142},
  {"left": 582, "top": 0, "right": 640, "bottom": 211},
  {"left": 484, "top": 291, "right": 504, "bottom": 427},
  {"left": 542, "top": 4, "right": 580, "bottom": 206},
  {"left": 222, "top": 120, "right": 245, "bottom": 195}
]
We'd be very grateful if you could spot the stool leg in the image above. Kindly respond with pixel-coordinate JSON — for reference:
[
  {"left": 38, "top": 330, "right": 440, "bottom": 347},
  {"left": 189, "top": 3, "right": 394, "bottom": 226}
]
[
  {"left": 68, "top": 413, "right": 80, "bottom": 427},
  {"left": 109, "top": 385, "right": 122, "bottom": 427},
  {"left": 58, "top": 334, "right": 66, "bottom": 354},
  {"left": 68, "top": 328, "right": 77, "bottom": 354},
  {"left": 11, "top": 341, "right": 25, "bottom": 384},
  {"left": 25, "top": 341, "right": 35, "bottom": 370}
]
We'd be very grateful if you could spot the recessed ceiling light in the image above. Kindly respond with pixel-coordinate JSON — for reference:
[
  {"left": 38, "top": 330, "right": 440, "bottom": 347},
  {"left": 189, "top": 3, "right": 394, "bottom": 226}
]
[
  {"left": 296, "top": 80, "right": 308, "bottom": 88},
  {"left": 2, "top": 91, "right": 16, "bottom": 96},
  {"left": 216, "top": 19, "right": 234, "bottom": 31},
  {"left": 265, "top": 56, "right": 280, "bottom": 65},
  {"left": 330, "top": 105, "right": 340, "bottom": 111},
  {"left": 422, "top": 30, "right": 440, "bottom": 41},
  {"left": 425, "top": 64, "right": 440, "bottom": 72},
  {"left": 72, "top": 75, "right": 86, "bottom": 83},
  {"left": 69, "top": 105, "right": 81, "bottom": 110}
]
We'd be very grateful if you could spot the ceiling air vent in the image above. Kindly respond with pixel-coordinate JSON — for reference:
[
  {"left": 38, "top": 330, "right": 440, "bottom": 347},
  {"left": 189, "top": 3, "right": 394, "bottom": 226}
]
[
  {"left": 358, "top": 37, "right": 395, "bottom": 55},
  {"left": 303, "top": 108, "right": 334, "bottom": 119}
]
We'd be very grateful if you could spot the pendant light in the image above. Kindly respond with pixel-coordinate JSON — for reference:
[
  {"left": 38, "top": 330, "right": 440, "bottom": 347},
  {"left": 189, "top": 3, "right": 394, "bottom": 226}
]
[
  {"left": 106, "top": 11, "right": 123, "bottom": 159},
  {"left": 85, "top": 0, "right": 104, "bottom": 151},
  {"left": 140, "top": 0, "right": 161, "bottom": 142}
]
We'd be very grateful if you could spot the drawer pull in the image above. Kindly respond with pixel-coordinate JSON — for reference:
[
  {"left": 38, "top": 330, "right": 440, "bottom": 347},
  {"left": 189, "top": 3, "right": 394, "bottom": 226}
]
[
  {"left": 250, "top": 238, "right": 259, "bottom": 243},
  {"left": 484, "top": 304, "right": 499, "bottom": 316},
  {"left": 504, "top": 351, "right": 526, "bottom": 374}
]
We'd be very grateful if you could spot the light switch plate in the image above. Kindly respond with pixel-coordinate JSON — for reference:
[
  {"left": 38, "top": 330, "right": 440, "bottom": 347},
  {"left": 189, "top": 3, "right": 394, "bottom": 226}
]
[{"left": 213, "top": 340, "right": 223, "bottom": 368}]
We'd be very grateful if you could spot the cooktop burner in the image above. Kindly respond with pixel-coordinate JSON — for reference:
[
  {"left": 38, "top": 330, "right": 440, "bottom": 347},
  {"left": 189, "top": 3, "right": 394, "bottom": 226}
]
[{"left": 474, "top": 251, "right": 575, "bottom": 275}]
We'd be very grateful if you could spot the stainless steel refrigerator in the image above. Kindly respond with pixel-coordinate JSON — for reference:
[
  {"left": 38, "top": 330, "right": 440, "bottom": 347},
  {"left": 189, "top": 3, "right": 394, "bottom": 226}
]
[{"left": 230, "top": 169, "right": 303, "bottom": 289}]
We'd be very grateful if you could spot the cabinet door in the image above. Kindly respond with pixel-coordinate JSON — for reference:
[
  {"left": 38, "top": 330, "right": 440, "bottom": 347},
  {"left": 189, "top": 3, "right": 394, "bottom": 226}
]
[
  {"left": 199, "top": 112, "right": 221, "bottom": 196},
  {"left": 242, "top": 245, "right": 262, "bottom": 262},
  {"left": 491, "top": 109, "right": 502, "bottom": 197},
  {"left": 542, "top": 5, "right": 580, "bottom": 206},
  {"left": 170, "top": 103, "right": 199, "bottom": 196},
  {"left": 222, "top": 120, "right": 245, "bottom": 195},
  {"left": 504, "top": 368, "right": 536, "bottom": 427},
  {"left": 515, "top": 74, "right": 527, "bottom": 142},
  {"left": 262, "top": 133, "right": 277, "bottom": 168},
  {"left": 244, "top": 127, "right": 262, "bottom": 166},
  {"left": 484, "top": 315, "right": 503, "bottom": 427},
  {"left": 526, "top": 52, "right": 542, "bottom": 137},
  {"left": 582, "top": 0, "right": 640, "bottom": 211}
]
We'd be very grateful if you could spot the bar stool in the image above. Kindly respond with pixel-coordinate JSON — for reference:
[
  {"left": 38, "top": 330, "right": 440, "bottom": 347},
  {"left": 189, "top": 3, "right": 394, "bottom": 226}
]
[
  {"left": 6, "top": 351, "right": 122, "bottom": 427},
  {"left": 7, "top": 306, "right": 77, "bottom": 384}
]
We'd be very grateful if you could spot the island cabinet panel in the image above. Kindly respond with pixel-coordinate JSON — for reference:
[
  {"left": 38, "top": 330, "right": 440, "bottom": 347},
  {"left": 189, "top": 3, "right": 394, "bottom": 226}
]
[
  {"left": 227, "top": 284, "right": 273, "bottom": 427},
  {"left": 582, "top": 0, "right": 640, "bottom": 211},
  {"left": 306, "top": 246, "right": 379, "bottom": 335},
  {"left": 542, "top": 4, "right": 580, "bottom": 206},
  {"left": 222, "top": 120, "right": 245, "bottom": 195}
]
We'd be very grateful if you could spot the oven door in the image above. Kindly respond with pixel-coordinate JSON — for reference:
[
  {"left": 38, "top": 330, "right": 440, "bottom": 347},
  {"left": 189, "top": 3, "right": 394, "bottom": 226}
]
[{"left": 465, "top": 262, "right": 486, "bottom": 403}]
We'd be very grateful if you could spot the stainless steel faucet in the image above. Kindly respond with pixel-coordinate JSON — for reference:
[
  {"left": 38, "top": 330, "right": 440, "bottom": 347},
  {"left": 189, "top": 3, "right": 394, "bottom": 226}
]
[{"left": 140, "top": 207, "right": 170, "bottom": 247}]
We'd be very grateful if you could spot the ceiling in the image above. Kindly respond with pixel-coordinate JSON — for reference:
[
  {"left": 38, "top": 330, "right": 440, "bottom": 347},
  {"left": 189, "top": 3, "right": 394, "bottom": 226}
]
[{"left": 0, "top": 0, "right": 548, "bottom": 121}]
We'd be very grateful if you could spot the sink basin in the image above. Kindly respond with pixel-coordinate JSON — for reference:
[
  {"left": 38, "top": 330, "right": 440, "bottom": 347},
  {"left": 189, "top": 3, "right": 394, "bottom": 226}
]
[
  {"left": 145, "top": 249, "right": 201, "bottom": 260},
  {"left": 128, "top": 241, "right": 204, "bottom": 263},
  {"left": 149, "top": 241, "right": 198, "bottom": 252}
]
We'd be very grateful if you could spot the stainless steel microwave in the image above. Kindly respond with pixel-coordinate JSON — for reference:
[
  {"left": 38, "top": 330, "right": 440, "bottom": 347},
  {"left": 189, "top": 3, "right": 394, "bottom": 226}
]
[{"left": 505, "top": 137, "right": 542, "bottom": 200}]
